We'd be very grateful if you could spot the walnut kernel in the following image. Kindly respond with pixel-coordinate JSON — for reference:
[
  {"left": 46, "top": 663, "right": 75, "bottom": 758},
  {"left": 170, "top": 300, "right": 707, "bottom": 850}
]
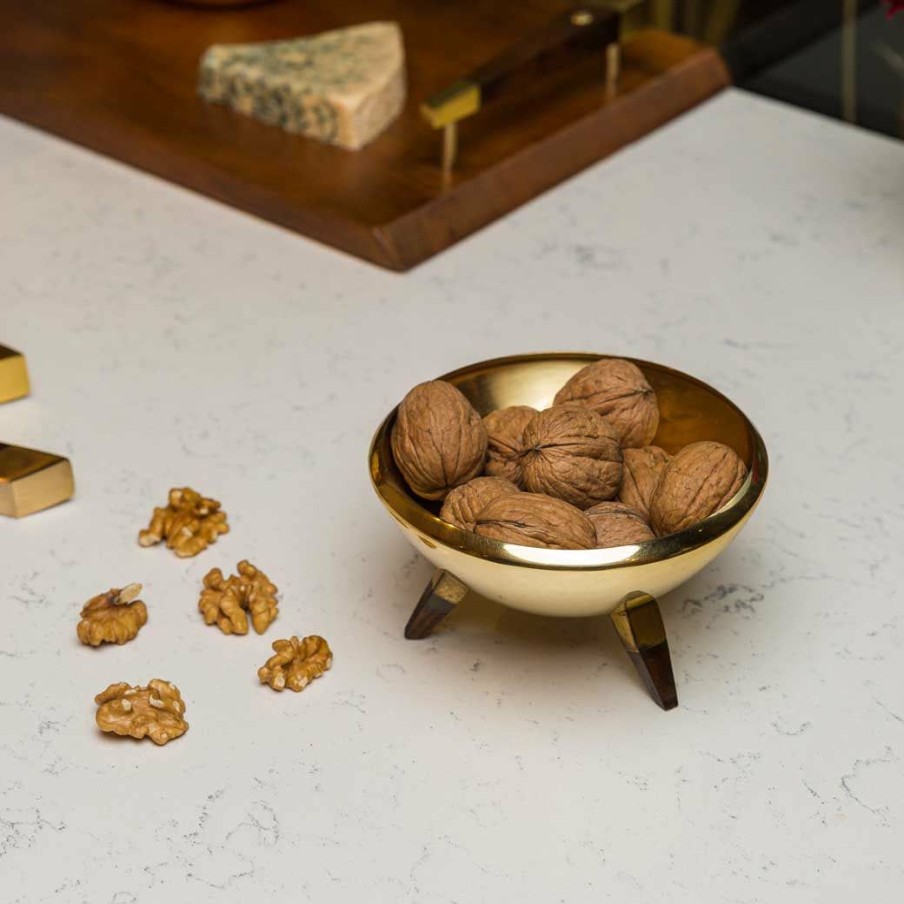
[
  {"left": 94, "top": 679, "right": 188, "bottom": 745},
  {"left": 258, "top": 635, "right": 333, "bottom": 692},
  {"left": 439, "top": 476, "right": 520, "bottom": 531},
  {"left": 650, "top": 441, "right": 748, "bottom": 536},
  {"left": 77, "top": 583, "right": 148, "bottom": 647},
  {"left": 585, "top": 501, "right": 656, "bottom": 548},
  {"left": 553, "top": 358, "right": 659, "bottom": 448},
  {"left": 391, "top": 381, "right": 488, "bottom": 500},
  {"left": 474, "top": 492, "right": 596, "bottom": 550},
  {"left": 520, "top": 406, "right": 623, "bottom": 509},
  {"left": 199, "top": 560, "right": 278, "bottom": 635},
  {"left": 138, "top": 487, "right": 229, "bottom": 557},
  {"left": 482, "top": 405, "right": 537, "bottom": 486},
  {"left": 618, "top": 445, "right": 671, "bottom": 520}
]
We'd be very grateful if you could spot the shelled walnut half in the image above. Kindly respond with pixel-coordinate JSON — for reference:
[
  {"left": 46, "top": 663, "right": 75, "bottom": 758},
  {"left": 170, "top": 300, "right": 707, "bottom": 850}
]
[
  {"left": 199, "top": 560, "right": 278, "bottom": 635},
  {"left": 94, "top": 679, "right": 188, "bottom": 746},
  {"left": 77, "top": 583, "right": 148, "bottom": 647},
  {"left": 258, "top": 635, "right": 333, "bottom": 692},
  {"left": 138, "top": 487, "right": 229, "bottom": 558}
]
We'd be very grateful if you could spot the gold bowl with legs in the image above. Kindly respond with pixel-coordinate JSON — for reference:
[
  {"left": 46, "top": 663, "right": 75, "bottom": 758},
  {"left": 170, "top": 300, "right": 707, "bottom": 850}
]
[{"left": 369, "top": 353, "right": 768, "bottom": 708}]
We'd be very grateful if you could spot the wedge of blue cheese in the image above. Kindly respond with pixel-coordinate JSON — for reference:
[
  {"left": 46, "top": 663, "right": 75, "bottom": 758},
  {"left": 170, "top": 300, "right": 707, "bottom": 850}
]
[{"left": 198, "top": 22, "right": 406, "bottom": 151}]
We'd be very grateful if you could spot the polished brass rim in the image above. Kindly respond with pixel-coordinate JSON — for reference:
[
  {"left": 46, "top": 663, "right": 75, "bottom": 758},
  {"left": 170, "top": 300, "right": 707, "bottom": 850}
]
[{"left": 369, "top": 353, "right": 768, "bottom": 572}]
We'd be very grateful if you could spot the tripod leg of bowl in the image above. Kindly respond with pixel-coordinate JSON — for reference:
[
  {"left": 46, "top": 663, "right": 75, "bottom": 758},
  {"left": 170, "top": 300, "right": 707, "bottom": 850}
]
[
  {"left": 404, "top": 569, "right": 469, "bottom": 639},
  {"left": 610, "top": 592, "right": 678, "bottom": 711}
]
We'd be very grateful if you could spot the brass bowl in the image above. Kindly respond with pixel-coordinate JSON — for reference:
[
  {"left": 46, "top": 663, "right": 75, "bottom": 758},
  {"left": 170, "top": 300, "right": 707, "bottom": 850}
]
[{"left": 369, "top": 353, "right": 767, "bottom": 619}]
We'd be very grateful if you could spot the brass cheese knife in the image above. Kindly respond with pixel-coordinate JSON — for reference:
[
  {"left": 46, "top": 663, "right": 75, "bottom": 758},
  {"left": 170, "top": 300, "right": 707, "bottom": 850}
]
[{"left": 421, "top": 1, "right": 648, "bottom": 174}]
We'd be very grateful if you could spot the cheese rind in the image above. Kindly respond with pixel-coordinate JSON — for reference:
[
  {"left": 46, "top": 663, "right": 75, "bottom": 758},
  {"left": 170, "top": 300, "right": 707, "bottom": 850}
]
[{"left": 198, "top": 21, "right": 406, "bottom": 150}]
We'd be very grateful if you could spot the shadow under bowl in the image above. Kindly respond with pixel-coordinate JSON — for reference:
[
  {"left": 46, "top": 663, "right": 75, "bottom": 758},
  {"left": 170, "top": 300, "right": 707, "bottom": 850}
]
[{"left": 369, "top": 353, "right": 767, "bottom": 618}]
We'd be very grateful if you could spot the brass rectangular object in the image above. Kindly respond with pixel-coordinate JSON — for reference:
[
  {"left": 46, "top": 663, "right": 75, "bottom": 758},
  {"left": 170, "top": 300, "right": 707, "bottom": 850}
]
[
  {"left": 0, "top": 443, "right": 74, "bottom": 517},
  {"left": 0, "top": 345, "right": 30, "bottom": 403},
  {"left": 420, "top": 79, "right": 481, "bottom": 129}
]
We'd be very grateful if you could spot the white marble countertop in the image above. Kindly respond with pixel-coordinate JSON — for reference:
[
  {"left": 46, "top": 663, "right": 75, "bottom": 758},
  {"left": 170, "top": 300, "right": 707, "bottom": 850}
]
[{"left": 1, "top": 89, "right": 903, "bottom": 902}]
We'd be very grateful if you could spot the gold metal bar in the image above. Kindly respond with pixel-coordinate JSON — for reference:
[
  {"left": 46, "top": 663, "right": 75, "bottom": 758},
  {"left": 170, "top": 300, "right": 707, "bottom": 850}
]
[
  {"left": 0, "top": 345, "right": 30, "bottom": 404},
  {"left": 442, "top": 122, "right": 458, "bottom": 175},
  {"left": 606, "top": 42, "right": 621, "bottom": 99},
  {"left": 420, "top": 80, "right": 481, "bottom": 130},
  {"left": 599, "top": 0, "right": 649, "bottom": 37},
  {"left": 682, "top": 0, "right": 703, "bottom": 36},
  {"left": 703, "top": 0, "right": 740, "bottom": 46},
  {"left": 649, "top": 0, "right": 674, "bottom": 30},
  {"left": 0, "top": 443, "right": 75, "bottom": 517}
]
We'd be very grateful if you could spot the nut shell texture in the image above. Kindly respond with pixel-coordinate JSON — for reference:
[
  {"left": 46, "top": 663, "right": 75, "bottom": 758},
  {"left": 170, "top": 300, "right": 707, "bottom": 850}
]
[
  {"left": 483, "top": 405, "right": 537, "bottom": 486},
  {"left": 474, "top": 492, "right": 595, "bottom": 550},
  {"left": 439, "top": 476, "right": 520, "bottom": 531},
  {"left": 521, "top": 406, "right": 623, "bottom": 509},
  {"left": 391, "top": 381, "right": 488, "bottom": 500},
  {"left": 585, "top": 501, "right": 655, "bottom": 548},
  {"left": 618, "top": 446, "right": 671, "bottom": 520},
  {"left": 650, "top": 441, "right": 748, "bottom": 535},
  {"left": 553, "top": 358, "right": 659, "bottom": 448}
]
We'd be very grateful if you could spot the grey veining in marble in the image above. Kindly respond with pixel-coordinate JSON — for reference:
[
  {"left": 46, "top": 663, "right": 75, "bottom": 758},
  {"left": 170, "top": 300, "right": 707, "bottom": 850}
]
[{"left": 1, "top": 89, "right": 903, "bottom": 902}]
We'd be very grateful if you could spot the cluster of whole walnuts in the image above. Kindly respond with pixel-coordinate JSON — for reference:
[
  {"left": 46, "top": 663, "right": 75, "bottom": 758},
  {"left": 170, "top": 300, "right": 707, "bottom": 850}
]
[{"left": 392, "top": 358, "right": 748, "bottom": 550}]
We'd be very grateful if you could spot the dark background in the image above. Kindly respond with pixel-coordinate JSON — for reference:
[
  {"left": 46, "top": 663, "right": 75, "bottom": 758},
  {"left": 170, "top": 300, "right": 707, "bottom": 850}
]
[{"left": 664, "top": 0, "right": 904, "bottom": 138}]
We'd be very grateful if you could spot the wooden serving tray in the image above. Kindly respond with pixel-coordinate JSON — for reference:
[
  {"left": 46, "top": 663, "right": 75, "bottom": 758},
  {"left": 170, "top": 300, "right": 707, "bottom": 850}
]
[{"left": 0, "top": 1, "right": 729, "bottom": 270}]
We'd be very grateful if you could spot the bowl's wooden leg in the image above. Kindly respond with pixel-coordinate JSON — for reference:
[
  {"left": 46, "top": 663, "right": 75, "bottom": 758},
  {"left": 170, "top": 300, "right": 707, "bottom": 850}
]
[
  {"left": 610, "top": 592, "right": 678, "bottom": 711},
  {"left": 405, "top": 569, "right": 469, "bottom": 639}
]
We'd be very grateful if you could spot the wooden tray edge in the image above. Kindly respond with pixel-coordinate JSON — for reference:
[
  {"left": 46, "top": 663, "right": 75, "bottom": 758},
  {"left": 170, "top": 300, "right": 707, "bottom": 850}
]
[{"left": 374, "top": 44, "right": 731, "bottom": 271}]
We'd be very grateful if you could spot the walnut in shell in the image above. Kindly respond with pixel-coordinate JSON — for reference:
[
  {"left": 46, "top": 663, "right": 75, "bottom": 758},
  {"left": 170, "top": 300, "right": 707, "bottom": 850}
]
[
  {"left": 474, "top": 492, "right": 595, "bottom": 550},
  {"left": 138, "top": 487, "right": 229, "bottom": 557},
  {"left": 650, "top": 441, "right": 748, "bottom": 536},
  {"left": 520, "top": 406, "right": 623, "bottom": 509},
  {"left": 439, "top": 476, "right": 520, "bottom": 531},
  {"left": 618, "top": 446, "right": 672, "bottom": 520},
  {"left": 199, "top": 560, "right": 278, "bottom": 635},
  {"left": 585, "top": 501, "right": 656, "bottom": 549},
  {"left": 482, "top": 405, "right": 537, "bottom": 486},
  {"left": 258, "top": 635, "right": 333, "bottom": 692},
  {"left": 77, "top": 584, "right": 148, "bottom": 647},
  {"left": 391, "top": 381, "right": 488, "bottom": 500},
  {"left": 553, "top": 358, "right": 659, "bottom": 448},
  {"left": 94, "top": 679, "right": 188, "bottom": 746}
]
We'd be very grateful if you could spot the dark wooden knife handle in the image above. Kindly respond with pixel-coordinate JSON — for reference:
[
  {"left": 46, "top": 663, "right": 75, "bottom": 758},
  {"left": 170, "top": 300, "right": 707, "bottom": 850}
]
[
  {"left": 471, "top": 6, "right": 621, "bottom": 106},
  {"left": 422, "top": 5, "right": 623, "bottom": 128}
]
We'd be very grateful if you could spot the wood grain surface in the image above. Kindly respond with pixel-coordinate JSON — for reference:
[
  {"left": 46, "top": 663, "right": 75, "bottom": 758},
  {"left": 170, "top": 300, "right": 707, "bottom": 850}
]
[{"left": 0, "top": 1, "right": 729, "bottom": 270}]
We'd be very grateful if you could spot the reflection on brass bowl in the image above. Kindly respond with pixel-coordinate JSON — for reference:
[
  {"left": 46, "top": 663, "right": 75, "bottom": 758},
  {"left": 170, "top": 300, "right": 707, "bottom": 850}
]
[{"left": 369, "top": 353, "right": 768, "bottom": 709}]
